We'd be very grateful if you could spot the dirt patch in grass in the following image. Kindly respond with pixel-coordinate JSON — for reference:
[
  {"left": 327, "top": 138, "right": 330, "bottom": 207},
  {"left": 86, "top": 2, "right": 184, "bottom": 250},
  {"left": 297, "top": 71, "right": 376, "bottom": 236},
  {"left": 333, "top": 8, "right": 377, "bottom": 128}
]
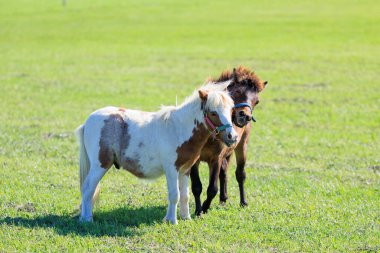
[{"left": 15, "top": 203, "right": 36, "bottom": 213}]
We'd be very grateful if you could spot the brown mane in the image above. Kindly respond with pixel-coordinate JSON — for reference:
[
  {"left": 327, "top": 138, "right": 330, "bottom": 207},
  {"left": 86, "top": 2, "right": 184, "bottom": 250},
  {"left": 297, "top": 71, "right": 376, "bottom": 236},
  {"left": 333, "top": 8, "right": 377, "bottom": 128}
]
[{"left": 208, "top": 66, "right": 266, "bottom": 92}]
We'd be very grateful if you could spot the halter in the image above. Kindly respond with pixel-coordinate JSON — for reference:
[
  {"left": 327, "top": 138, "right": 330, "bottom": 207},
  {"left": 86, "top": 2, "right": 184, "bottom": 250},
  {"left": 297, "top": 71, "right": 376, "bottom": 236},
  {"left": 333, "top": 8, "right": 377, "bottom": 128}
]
[
  {"left": 234, "top": 102, "right": 256, "bottom": 122},
  {"left": 204, "top": 115, "right": 232, "bottom": 136},
  {"left": 202, "top": 102, "right": 232, "bottom": 137}
]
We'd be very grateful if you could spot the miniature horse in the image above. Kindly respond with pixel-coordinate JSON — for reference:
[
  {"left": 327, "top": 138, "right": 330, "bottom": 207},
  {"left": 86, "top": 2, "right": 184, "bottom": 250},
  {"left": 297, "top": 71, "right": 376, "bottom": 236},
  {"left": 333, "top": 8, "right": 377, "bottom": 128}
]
[
  {"left": 190, "top": 67, "right": 267, "bottom": 216},
  {"left": 76, "top": 83, "right": 237, "bottom": 224}
]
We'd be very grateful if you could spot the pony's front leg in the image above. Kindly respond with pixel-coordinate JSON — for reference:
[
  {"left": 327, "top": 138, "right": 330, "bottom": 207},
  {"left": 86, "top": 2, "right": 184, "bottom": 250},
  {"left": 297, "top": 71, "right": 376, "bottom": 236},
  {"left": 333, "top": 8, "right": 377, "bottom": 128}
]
[
  {"left": 219, "top": 155, "right": 232, "bottom": 204},
  {"left": 235, "top": 138, "right": 248, "bottom": 207},
  {"left": 202, "top": 159, "right": 222, "bottom": 214},
  {"left": 163, "top": 168, "right": 179, "bottom": 224},
  {"left": 179, "top": 172, "right": 191, "bottom": 220}
]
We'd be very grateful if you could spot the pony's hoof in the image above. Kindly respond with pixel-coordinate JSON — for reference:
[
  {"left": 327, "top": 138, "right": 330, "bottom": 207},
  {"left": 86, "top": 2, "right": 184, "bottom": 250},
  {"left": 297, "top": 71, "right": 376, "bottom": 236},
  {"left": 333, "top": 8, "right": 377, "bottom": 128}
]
[
  {"left": 240, "top": 201, "right": 248, "bottom": 207},
  {"left": 180, "top": 214, "right": 191, "bottom": 220},
  {"left": 220, "top": 196, "right": 228, "bottom": 204},
  {"left": 79, "top": 216, "right": 93, "bottom": 223},
  {"left": 201, "top": 206, "right": 209, "bottom": 214},
  {"left": 220, "top": 200, "right": 227, "bottom": 206},
  {"left": 194, "top": 210, "right": 202, "bottom": 217},
  {"left": 163, "top": 216, "right": 178, "bottom": 225}
]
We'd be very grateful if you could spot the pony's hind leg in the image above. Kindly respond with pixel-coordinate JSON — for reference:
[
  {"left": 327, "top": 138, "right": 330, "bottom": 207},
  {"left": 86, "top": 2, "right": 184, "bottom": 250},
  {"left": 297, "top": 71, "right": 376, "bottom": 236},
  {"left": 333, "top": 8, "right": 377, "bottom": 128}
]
[
  {"left": 80, "top": 163, "right": 107, "bottom": 222},
  {"left": 163, "top": 167, "right": 179, "bottom": 224},
  {"left": 179, "top": 172, "right": 191, "bottom": 220}
]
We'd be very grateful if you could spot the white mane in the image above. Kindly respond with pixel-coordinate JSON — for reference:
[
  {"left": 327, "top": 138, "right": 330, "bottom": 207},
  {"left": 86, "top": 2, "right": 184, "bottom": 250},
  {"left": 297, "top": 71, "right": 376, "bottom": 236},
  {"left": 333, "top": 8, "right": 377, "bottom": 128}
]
[
  {"left": 157, "top": 105, "right": 176, "bottom": 121},
  {"left": 202, "top": 80, "right": 232, "bottom": 92},
  {"left": 157, "top": 81, "right": 234, "bottom": 122}
]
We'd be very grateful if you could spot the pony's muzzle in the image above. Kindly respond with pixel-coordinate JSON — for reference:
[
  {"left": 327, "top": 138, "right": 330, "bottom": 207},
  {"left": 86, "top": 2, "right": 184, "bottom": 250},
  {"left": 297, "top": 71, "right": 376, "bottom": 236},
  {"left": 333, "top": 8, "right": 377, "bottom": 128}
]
[
  {"left": 234, "top": 108, "right": 252, "bottom": 127},
  {"left": 223, "top": 129, "right": 238, "bottom": 147},
  {"left": 239, "top": 111, "right": 252, "bottom": 121}
]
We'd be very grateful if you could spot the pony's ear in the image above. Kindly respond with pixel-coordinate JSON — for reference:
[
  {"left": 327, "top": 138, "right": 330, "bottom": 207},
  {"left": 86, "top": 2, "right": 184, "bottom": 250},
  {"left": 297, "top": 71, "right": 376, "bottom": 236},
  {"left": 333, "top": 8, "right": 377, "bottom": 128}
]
[
  {"left": 263, "top": 81, "right": 268, "bottom": 86},
  {"left": 220, "top": 80, "right": 233, "bottom": 91},
  {"left": 232, "top": 68, "right": 239, "bottom": 82},
  {"left": 198, "top": 90, "right": 208, "bottom": 101}
]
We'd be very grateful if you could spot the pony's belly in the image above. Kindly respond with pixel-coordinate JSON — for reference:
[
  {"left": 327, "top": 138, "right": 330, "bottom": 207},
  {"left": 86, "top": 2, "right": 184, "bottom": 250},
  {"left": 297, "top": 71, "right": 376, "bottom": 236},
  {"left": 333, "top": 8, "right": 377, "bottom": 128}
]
[
  {"left": 140, "top": 157, "right": 165, "bottom": 178},
  {"left": 140, "top": 165, "right": 165, "bottom": 179},
  {"left": 122, "top": 156, "right": 164, "bottom": 179}
]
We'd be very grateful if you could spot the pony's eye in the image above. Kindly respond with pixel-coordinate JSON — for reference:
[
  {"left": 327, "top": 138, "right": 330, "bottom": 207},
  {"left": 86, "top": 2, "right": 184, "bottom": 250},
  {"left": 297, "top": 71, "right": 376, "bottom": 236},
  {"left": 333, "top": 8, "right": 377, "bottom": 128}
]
[{"left": 210, "top": 111, "right": 217, "bottom": 116}]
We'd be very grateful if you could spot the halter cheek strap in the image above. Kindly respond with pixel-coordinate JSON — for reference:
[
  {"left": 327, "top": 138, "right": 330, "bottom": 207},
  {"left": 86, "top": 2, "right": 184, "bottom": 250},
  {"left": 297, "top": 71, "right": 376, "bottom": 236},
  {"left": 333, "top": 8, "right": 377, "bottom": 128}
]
[
  {"left": 204, "top": 115, "right": 232, "bottom": 137},
  {"left": 234, "top": 102, "right": 256, "bottom": 122}
]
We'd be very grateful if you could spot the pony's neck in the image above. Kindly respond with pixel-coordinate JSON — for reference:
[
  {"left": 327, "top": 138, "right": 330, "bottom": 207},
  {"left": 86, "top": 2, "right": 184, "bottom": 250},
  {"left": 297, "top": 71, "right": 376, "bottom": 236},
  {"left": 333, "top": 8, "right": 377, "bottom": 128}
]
[
  {"left": 173, "top": 94, "right": 205, "bottom": 126},
  {"left": 171, "top": 95, "right": 212, "bottom": 171},
  {"left": 170, "top": 94, "right": 211, "bottom": 147}
]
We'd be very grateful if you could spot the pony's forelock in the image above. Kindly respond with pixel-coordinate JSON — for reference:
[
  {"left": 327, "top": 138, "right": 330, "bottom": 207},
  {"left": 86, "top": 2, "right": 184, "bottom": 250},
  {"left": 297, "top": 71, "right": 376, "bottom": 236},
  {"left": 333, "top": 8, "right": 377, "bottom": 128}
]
[
  {"left": 204, "top": 90, "right": 234, "bottom": 112},
  {"left": 208, "top": 66, "right": 265, "bottom": 92}
]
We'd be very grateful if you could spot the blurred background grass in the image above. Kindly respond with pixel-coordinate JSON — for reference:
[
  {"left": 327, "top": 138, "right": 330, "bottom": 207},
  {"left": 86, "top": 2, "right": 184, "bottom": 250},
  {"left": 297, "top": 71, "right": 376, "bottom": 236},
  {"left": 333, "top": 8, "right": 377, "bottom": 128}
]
[{"left": 0, "top": 0, "right": 379, "bottom": 251}]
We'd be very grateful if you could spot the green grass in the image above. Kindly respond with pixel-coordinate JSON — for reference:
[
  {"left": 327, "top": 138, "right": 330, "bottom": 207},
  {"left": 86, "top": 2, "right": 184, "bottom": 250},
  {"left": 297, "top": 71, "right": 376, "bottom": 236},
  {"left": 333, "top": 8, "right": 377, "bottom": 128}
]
[{"left": 0, "top": 0, "right": 379, "bottom": 252}]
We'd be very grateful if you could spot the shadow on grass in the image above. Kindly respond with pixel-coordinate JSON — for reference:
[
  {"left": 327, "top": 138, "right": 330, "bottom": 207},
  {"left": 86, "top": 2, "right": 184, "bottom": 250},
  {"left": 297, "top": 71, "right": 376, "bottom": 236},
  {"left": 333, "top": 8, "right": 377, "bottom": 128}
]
[{"left": 0, "top": 205, "right": 166, "bottom": 237}]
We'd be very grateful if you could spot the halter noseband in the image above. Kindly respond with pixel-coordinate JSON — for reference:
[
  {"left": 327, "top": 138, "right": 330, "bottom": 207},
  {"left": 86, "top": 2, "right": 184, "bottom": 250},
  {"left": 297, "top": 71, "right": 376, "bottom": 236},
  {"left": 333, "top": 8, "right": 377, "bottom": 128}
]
[{"left": 234, "top": 102, "right": 256, "bottom": 122}]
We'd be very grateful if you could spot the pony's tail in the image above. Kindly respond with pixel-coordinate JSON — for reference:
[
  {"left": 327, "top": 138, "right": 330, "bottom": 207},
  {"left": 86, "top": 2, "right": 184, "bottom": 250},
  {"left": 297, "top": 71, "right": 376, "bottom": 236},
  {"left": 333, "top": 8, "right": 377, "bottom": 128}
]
[{"left": 76, "top": 125, "right": 100, "bottom": 207}]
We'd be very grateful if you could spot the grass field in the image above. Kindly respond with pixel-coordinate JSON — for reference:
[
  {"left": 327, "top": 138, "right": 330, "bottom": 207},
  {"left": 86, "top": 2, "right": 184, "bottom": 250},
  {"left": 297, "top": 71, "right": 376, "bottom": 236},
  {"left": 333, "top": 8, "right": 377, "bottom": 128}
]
[{"left": 1, "top": 0, "right": 379, "bottom": 252}]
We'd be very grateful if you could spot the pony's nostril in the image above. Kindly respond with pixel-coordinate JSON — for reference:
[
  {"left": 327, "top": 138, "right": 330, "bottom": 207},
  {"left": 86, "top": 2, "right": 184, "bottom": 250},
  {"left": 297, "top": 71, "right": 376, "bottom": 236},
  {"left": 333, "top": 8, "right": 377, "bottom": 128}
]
[
  {"left": 246, "top": 116, "right": 251, "bottom": 121},
  {"left": 239, "top": 111, "right": 245, "bottom": 116},
  {"left": 228, "top": 133, "right": 232, "bottom": 139}
]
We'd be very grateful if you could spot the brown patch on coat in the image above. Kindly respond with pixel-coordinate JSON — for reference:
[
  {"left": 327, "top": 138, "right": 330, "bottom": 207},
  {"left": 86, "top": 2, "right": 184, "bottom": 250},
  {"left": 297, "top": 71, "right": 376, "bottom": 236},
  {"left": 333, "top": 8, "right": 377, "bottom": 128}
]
[
  {"left": 118, "top": 107, "right": 126, "bottom": 112},
  {"left": 175, "top": 122, "right": 210, "bottom": 174},
  {"left": 99, "top": 113, "right": 130, "bottom": 169},
  {"left": 99, "top": 113, "right": 145, "bottom": 178},
  {"left": 208, "top": 66, "right": 266, "bottom": 92}
]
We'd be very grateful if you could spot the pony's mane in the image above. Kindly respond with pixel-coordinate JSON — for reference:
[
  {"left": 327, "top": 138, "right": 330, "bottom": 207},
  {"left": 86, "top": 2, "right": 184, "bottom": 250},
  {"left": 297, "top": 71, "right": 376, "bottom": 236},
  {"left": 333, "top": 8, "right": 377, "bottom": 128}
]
[
  {"left": 202, "top": 80, "right": 231, "bottom": 92},
  {"left": 157, "top": 105, "right": 176, "bottom": 121},
  {"left": 180, "top": 86, "right": 234, "bottom": 111},
  {"left": 207, "top": 66, "right": 265, "bottom": 92},
  {"left": 157, "top": 86, "right": 234, "bottom": 121}
]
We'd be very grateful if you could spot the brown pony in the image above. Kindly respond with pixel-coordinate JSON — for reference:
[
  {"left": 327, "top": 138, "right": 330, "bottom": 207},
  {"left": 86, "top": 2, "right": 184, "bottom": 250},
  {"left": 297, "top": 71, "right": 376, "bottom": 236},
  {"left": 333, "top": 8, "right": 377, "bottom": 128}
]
[{"left": 190, "top": 66, "right": 267, "bottom": 216}]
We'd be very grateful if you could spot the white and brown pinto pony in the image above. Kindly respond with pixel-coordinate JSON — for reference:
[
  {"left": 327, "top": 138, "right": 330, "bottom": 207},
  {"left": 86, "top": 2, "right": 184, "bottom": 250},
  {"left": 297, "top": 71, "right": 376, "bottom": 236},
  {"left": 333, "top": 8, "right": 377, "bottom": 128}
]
[{"left": 76, "top": 83, "right": 237, "bottom": 224}]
